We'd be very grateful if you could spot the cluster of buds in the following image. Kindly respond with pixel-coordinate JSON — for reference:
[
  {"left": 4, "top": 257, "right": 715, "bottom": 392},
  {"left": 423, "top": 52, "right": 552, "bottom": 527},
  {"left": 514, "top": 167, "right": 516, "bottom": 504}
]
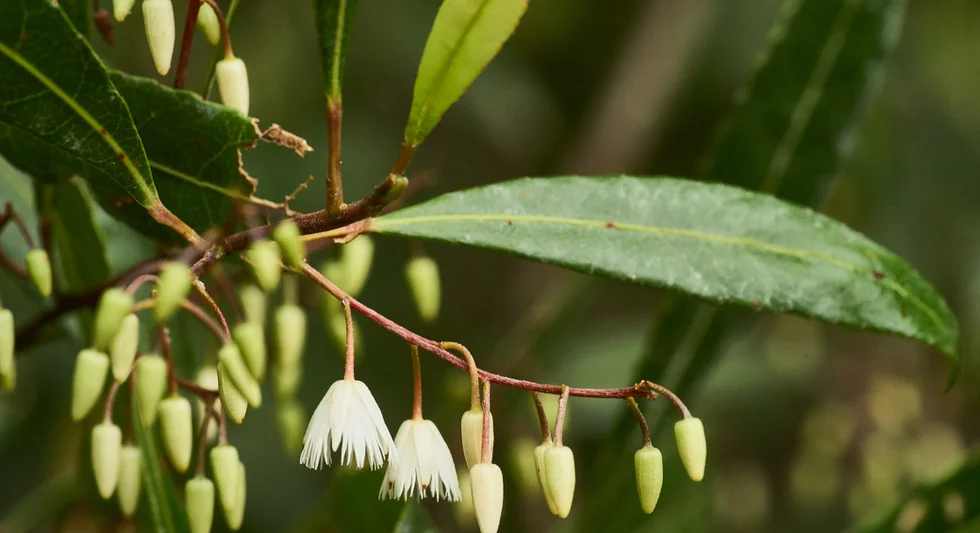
[{"left": 1, "top": 243, "right": 52, "bottom": 390}]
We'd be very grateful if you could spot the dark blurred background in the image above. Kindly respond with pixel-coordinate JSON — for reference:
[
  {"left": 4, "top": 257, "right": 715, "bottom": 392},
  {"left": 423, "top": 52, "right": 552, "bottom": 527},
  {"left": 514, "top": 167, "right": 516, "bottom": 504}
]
[{"left": 2, "top": 0, "right": 980, "bottom": 532}]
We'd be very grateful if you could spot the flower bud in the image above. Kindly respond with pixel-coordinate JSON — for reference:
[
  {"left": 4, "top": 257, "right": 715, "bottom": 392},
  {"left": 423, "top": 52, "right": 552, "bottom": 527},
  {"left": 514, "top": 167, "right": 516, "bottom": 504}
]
[
  {"left": 405, "top": 256, "right": 440, "bottom": 323},
  {"left": 25, "top": 248, "right": 52, "bottom": 298},
  {"left": 118, "top": 444, "right": 142, "bottom": 517},
  {"left": 216, "top": 56, "right": 250, "bottom": 116},
  {"left": 114, "top": 0, "right": 136, "bottom": 21},
  {"left": 226, "top": 461, "right": 246, "bottom": 530},
  {"left": 92, "top": 288, "right": 134, "bottom": 351},
  {"left": 186, "top": 476, "right": 215, "bottom": 533},
  {"left": 272, "top": 220, "right": 305, "bottom": 270},
  {"left": 135, "top": 354, "right": 168, "bottom": 425},
  {"left": 274, "top": 304, "right": 306, "bottom": 367},
  {"left": 109, "top": 313, "right": 140, "bottom": 382},
  {"left": 461, "top": 408, "right": 494, "bottom": 468},
  {"left": 275, "top": 398, "right": 305, "bottom": 455},
  {"left": 232, "top": 322, "right": 266, "bottom": 380},
  {"left": 337, "top": 236, "right": 374, "bottom": 296},
  {"left": 159, "top": 395, "right": 193, "bottom": 472},
  {"left": 218, "top": 343, "right": 261, "bottom": 408},
  {"left": 470, "top": 463, "right": 504, "bottom": 533},
  {"left": 209, "top": 444, "right": 240, "bottom": 517},
  {"left": 142, "top": 0, "right": 175, "bottom": 76},
  {"left": 246, "top": 240, "right": 281, "bottom": 293},
  {"left": 92, "top": 422, "right": 122, "bottom": 499},
  {"left": 274, "top": 362, "right": 301, "bottom": 398},
  {"left": 195, "top": 367, "right": 220, "bottom": 441},
  {"left": 71, "top": 349, "right": 110, "bottom": 421},
  {"left": 196, "top": 2, "right": 221, "bottom": 45},
  {"left": 239, "top": 284, "right": 266, "bottom": 326},
  {"left": 675, "top": 417, "right": 707, "bottom": 482},
  {"left": 0, "top": 309, "right": 15, "bottom": 390},
  {"left": 544, "top": 445, "right": 575, "bottom": 518},
  {"left": 634, "top": 445, "right": 664, "bottom": 514},
  {"left": 533, "top": 441, "right": 559, "bottom": 515},
  {"left": 218, "top": 362, "right": 248, "bottom": 424},
  {"left": 155, "top": 262, "right": 192, "bottom": 323}
]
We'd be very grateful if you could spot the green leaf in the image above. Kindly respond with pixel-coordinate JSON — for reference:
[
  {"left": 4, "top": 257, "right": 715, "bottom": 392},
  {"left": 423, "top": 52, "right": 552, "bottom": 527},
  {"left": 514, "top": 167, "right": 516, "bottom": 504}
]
[
  {"left": 373, "top": 176, "right": 957, "bottom": 358},
  {"left": 392, "top": 503, "right": 439, "bottom": 533},
  {"left": 132, "top": 394, "right": 192, "bottom": 533},
  {"left": 40, "top": 177, "right": 111, "bottom": 292},
  {"left": 57, "top": 0, "right": 91, "bottom": 37},
  {"left": 403, "top": 0, "right": 527, "bottom": 147},
  {"left": 314, "top": 0, "right": 359, "bottom": 102}
]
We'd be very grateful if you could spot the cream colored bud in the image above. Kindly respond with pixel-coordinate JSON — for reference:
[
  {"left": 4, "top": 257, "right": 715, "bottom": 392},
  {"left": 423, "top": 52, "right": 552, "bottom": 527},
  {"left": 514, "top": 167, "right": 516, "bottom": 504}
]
[
  {"left": 273, "top": 362, "right": 301, "bottom": 398},
  {"left": 135, "top": 354, "right": 168, "bottom": 425},
  {"left": 232, "top": 322, "right": 266, "bottom": 380},
  {"left": 470, "top": 463, "right": 504, "bottom": 533},
  {"left": 142, "top": 0, "right": 175, "bottom": 76},
  {"left": 226, "top": 461, "right": 246, "bottom": 530},
  {"left": 109, "top": 314, "right": 140, "bottom": 382},
  {"left": 337, "top": 236, "right": 374, "bottom": 296},
  {"left": 159, "top": 395, "right": 193, "bottom": 472},
  {"left": 239, "top": 284, "right": 266, "bottom": 326},
  {"left": 93, "top": 288, "right": 134, "bottom": 351},
  {"left": 544, "top": 445, "right": 575, "bottom": 518},
  {"left": 92, "top": 422, "right": 122, "bottom": 499},
  {"left": 71, "top": 349, "right": 110, "bottom": 421},
  {"left": 209, "top": 444, "right": 240, "bottom": 517},
  {"left": 275, "top": 399, "right": 305, "bottom": 455},
  {"left": 155, "top": 262, "right": 192, "bottom": 323},
  {"left": 534, "top": 441, "right": 559, "bottom": 515},
  {"left": 246, "top": 240, "right": 281, "bottom": 293},
  {"left": 218, "top": 343, "right": 261, "bottom": 408},
  {"left": 0, "top": 309, "right": 14, "bottom": 390},
  {"left": 675, "top": 417, "right": 707, "bottom": 482},
  {"left": 186, "top": 476, "right": 215, "bottom": 533},
  {"left": 461, "top": 408, "right": 494, "bottom": 468},
  {"left": 217, "top": 57, "right": 250, "bottom": 116},
  {"left": 274, "top": 304, "right": 306, "bottom": 367},
  {"left": 114, "top": 0, "right": 136, "bottom": 21},
  {"left": 272, "top": 220, "right": 305, "bottom": 270},
  {"left": 25, "top": 249, "right": 52, "bottom": 298},
  {"left": 196, "top": 2, "right": 221, "bottom": 45},
  {"left": 118, "top": 444, "right": 142, "bottom": 517},
  {"left": 218, "top": 362, "right": 248, "bottom": 424},
  {"left": 634, "top": 445, "right": 664, "bottom": 514},
  {"left": 405, "top": 256, "right": 440, "bottom": 323}
]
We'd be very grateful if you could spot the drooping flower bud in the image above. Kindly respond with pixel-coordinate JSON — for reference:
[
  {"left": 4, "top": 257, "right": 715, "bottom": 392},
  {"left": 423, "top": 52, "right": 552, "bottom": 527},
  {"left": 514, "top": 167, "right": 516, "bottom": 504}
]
[
  {"left": 71, "top": 349, "right": 110, "bottom": 421},
  {"left": 217, "top": 343, "right": 261, "bottom": 408},
  {"left": 159, "top": 395, "right": 193, "bottom": 472},
  {"left": 274, "top": 303, "right": 306, "bottom": 367},
  {"left": 186, "top": 476, "right": 215, "bottom": 533},
  {"left": 92, "top": 422, "right": 122, "bottom": 499},
  {"left": 114, "top": 0, "right": 136, "bottom": 21},
  {"left": 142, "top": 0, "right": 176, "bottom": 76},
  {"left": 0, "top": 308, "right": 15, "bottom": 391},
  {"left": 231, "top": 322, "right": 266, "bottom": 380},
  {"left": 226, "top": 461, "right": 246, "bottom": 530},
  {"left": 274, "top": 362, "right": 301, "bottom": 398},
  {"left": 634, "top": 445, "right": 664, "bottom": 514},
  {"left": 109, "top": 313, "right": 140, "bottom": 382},
  {"left": 195, "top": 367, "right": 220, "bottom": 441},
  {"left": 239, "top": 284, "right": 266, "bottom": 326},
  {"left": 216, "top": 56, "right": 250, "bottom": 116},
  {"left": 337, "top": 236, "right": 374, "bottom": 296},
  {"left": 534, "top": 441, "right": 559, "bottom": 515},
  {"left": 155, "top": 262, "right": 192, "bottom": 323},
  {"left": 461, "top": 408, "right": 494, "bottom": 468},
  {"left": 674, "top": 417, "right": 707, "bottom": 482},
  {"left": 118, "top": 444, "right": 142, "bottom": 517},
  {"left": 92, "top": 288, "right": 134, "bottom": 351},
  {"left": 272, "top": 220, "right": 305, "bottom": 270},
  {"left": 196, "top": 2, "right": 221, "bottom": 45},
  {"left": 275, "top": 398, "right": 305, "bottom": 454},
  {"left": 218, "top": 362, "right": 248, "bottom": 424},
  {"left": 25, "top": 248, "right": 52, "bottom": 298},
  {"left": 245, "top": 240, "right": 281, "bottom": 293},
  {"left": 470, "top": 463, "right": 504, "bottom": 533},
  {"left": 544, "top": 445, "right": 575, "bottom": 518},
  {"left": 404, "top": 255, "right": 440, "bottom": 323},
  {"left": 209, "top": 444, "right": 241, "bottom": 517},
  {"left": 135, "top": 354, "right": 168, "bottom": 425}
]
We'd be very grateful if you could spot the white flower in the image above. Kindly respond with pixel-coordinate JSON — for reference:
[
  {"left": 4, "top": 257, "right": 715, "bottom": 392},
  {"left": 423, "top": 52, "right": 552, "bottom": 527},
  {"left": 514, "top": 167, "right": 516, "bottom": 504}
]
[
  {"left": 379, "top": 419, "right": 461, "bottom": 502},
  {"left": 300, "top": 379, "right": 396, "bottom": 470}
]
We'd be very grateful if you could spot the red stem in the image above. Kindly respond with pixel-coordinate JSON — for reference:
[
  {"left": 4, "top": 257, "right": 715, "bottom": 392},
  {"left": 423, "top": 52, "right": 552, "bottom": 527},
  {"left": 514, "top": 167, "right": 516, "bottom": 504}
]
[
  {"left": 553, "top": 385, "right": 570, "bottom": 446},
  {"left": 158, "top": 326, "right": 178, "bottom": 395},
  {"left": 411, "top": 345, "right": 422, "bottom": 420},
  {"left": 173, "top": 0, "right": 203, "bottom": 89}
]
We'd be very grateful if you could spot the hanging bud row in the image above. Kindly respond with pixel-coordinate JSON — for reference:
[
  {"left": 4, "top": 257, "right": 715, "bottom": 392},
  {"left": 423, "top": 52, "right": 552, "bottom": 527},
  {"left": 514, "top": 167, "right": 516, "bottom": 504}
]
[
  {"left": 142, "top": 0, "right": 176, "bottom": 75},
  {"left": 71, "top": 349, "right": 110, "bottom": 420},
  {"left": 135, "top": 354, "right": 168, "bottom": 425},
  {"left": 25, "top": 248, "right": 52, "bottom": 298},
  {"left": 110, "top": 314, "right": 140, "bottom": 382},
  {"left": 91, "top": 422, "right": 122, "bottom": 499},
  {"left": 232, "top": 322, "right": 266, "bottom": 380},
  {"left": 0, "top": 308, "right": 14, "bottom": 390},
  {"left": 218, "top": 343, "right": 261, "bottom": 408},
  {"left": 92, "top": 288, "right": 133, "bottom": 351},
  {"left": 159, "top": 395, "right": 193, "bottom": 472},
  {"left": 218, "top": 362, "right": 248, "bottom": 424}
]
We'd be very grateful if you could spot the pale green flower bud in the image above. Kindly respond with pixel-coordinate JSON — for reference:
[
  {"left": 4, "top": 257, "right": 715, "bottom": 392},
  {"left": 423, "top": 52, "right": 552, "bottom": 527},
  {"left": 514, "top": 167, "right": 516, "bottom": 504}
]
[
  {"left": 239, "top": 284, "right": 266, "bottom": 326},
  {"left": 232, "top": 322, "right": 266, "bottom": 380},
  {"left": 275, "top": 398, "right": 305, "bottom": 455},
  {"left": 25, "top": 248, "right": 52, "bottom": 298},
  {"left": 226, "top": 461, "right": 246, "bottom": 530},
  {"left": 461, "top": 408, "right": 494, "bottom": 468},
  {"left": 0, "top": 309, "right": 14, "bottom": 391},
  {"left": 118, "top": 444, "right": 142, "bottom": 517},
  {"left": 544, "top": 445, "right": 575, "bottom": 518},
  {"left": 218, "top": 343, "right": 261, "bottom": 408},
  {"left": 155, "top": 262, "right": 192, "bottom": 323},
  {"left": 135, "top": 354, "right": 168, "bottom": 425},
  {"left": 634, "top": 445, "right": 664, "bottom": 514},
  {"left": 405, "top": 256, "right": 440, "bottom": 323},
  {"left": 159, "top": 395, "right": 193, "bottom": 472},
  {"left": 71, "top": 349, "right": 110, "bottom": 421},
  {"left": 114, "top": 0, "right": 136, "bottom": 21},
  {"left": 272, "top": 220, "right": 305, "bottom": 270},
  {"left": 337, "top": 236, "right": 374, "bottom": 296},
  {"left": 109, "top": 313, "right": 140, "bottom": 382},
  {"left": 218, "top": 362, "right": 248, "bottom": 424},
  {"left": 186, "top": 476, "right": 215, "bottom": 533},
  {"left": 534, "top": 441, "right": 559, "bottom": 515},
  {"left": 675, "top": 417, "right": 707, "bottom": 482},
  {"left": 274, "top": 362, "right": 301, "bottom": 399},
  {"left": 246, "top": 240, "right": 281, "bottom": 293},
  {"left": 274, "top": 304, "right": 306, "bottom": 367},
  {"left": 142, "top": 0, "right": 175, "bottom": 76},
  {"left": 195, "top": 367, "right": 220, "bottom": 441},
  {"left": 92, "top": 288, "right": 133, "bottom": 351},
  {"left": 196, "top": 2, "right": 221, "bottom": 45},
  {"left": 470, "top": 463, "right": 504, "bottom": 533},
  {"left": 92, "top": 422, "right": 122, "bottom": 499},
  {"left": 217, "top": 57, "right": 250, "bottom": 116},
  {"left": 209, "top": 444, "right": 240, "bottom": 517}
]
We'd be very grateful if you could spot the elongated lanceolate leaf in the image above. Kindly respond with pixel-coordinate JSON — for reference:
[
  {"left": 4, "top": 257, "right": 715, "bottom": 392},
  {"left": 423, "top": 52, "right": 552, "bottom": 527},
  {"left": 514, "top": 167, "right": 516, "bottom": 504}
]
[
  {"left": 314, "top": 0, "right": 358, "bottom": 102},
  {"left": 404, "top": 0, "right": 527, "bottom": 147},
  {"left": 373, "top": 176, "right": 957, "bottom": 359}
]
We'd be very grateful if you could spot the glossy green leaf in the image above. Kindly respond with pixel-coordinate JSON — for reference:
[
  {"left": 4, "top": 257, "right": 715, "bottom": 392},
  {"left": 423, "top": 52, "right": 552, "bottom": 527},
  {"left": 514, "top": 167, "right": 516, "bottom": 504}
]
[
  {"left": 58, "top": 0, "right": 91, "bottom": 37},
  {"left": 132, "top": 394, "right": 192, "bottom": 533},
  {"left": 374, "top": 176, "right": 956, "bottom": 358},
  {"left": 314, "top": 0, "right": 358, "bottom": 102},
  {"left": 40, "top": 177, "right": 112, "bottom": 292},
  {"left": 403, "top": 0, "right": 527, "bottom": 147},
  {"left": 392, "top": 503, "right": 439, "bottom": 533}
]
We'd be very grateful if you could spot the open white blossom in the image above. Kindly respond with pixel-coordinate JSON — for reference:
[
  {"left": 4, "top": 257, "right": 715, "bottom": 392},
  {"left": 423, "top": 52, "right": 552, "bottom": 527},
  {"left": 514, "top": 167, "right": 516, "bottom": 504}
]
[
  {"left": 300, "top": 379, "right": 396, "bottom": 470},
  {"left": 379, "top": 419, "right": 461, "bottom": 502}
]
